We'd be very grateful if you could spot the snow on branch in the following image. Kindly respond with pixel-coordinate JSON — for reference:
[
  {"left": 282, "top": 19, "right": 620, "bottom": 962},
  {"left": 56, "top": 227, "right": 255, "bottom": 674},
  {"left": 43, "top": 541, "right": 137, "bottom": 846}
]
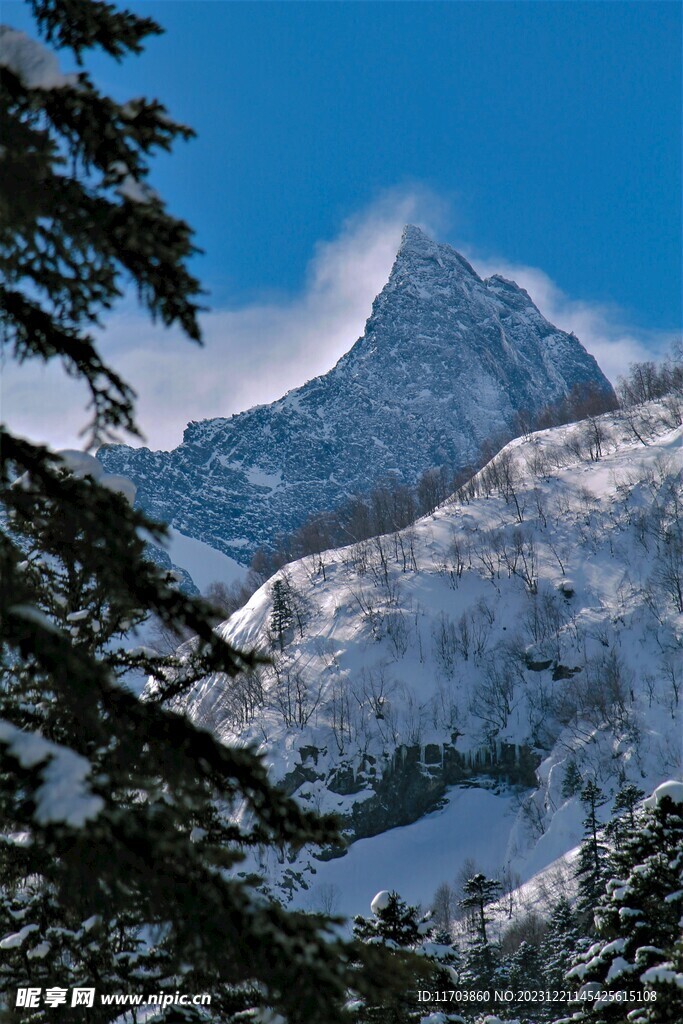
[
  {"left": 0, "top": 26, "right": 77, "bottom": 90},
  {"left": 0, "top": 720, "right": 103, "bottom": 828}
]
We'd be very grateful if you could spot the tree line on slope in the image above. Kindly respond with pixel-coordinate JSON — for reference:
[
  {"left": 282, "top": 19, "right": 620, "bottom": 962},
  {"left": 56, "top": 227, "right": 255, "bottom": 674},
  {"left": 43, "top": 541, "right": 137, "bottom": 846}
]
[
  {"left": 200, "top": 401, "right": 681, "bottom": 768},
  {"left": 206, "top": 356, "right": 682, "bottom": 622},
  {"left": 347, "top": 783, "right": 682, "bottom": 1023}
]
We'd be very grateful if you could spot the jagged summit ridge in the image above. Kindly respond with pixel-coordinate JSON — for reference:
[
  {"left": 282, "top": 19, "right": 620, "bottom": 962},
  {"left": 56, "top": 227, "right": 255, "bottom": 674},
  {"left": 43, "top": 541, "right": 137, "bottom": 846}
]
[
  {"left": 395, "top": 222, "right": 481, "bottom": 276},
  {"left": 98, "top": 228, "right": 615, "bottom": 563}
]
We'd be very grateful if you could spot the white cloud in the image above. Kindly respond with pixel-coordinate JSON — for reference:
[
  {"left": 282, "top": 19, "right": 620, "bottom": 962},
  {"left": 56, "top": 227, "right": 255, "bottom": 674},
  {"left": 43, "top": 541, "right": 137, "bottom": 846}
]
[
  {"left": 1, "top": 186, "right": 446, "bottom": 452},
  {"left": 2, "top": 188, "right": 677, "bottom": 453}
]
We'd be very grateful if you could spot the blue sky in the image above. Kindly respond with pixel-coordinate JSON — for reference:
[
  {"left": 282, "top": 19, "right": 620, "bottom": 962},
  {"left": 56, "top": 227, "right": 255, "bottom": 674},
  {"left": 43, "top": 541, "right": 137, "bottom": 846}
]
[{"left": 4, "top": 1, "right": 682, "bottom": 448}]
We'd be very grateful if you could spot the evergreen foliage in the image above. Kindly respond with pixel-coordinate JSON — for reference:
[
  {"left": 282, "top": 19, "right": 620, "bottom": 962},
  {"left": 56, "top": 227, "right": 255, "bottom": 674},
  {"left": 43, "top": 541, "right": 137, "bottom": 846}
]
[
  {"left": 605, "top": 783, "right": 645, "bottom": 852},
  {"left": 353, "top": 891, "right": 423, "bottom": 950},
  {"left": 352, "top": 892, "right": 463, "bottom": 1024},
  {"left": 459, "top": 874, "right": 502, "bottom": 947},
  {"left": 457, "top": 874, "right": 504, "bottom": 995},
  {"left": 505, "top": 940, "right": 544, "bottom": 1002},
  {"left": 561, "top": 761, "right": 583, "bottom": 800},
  {"left": 0, "top": 3, "right": 395, "bottom": 1020},
  {"left": 558, "top": 788, "right": 683, "bottom": 1023},
  {"left": 421, "top": 786, "right": 680, "bottom": 1024},
  {"left": 575, "top": 780, "right": 608, "bottom": 930},
  {"left": 539, "top": 898, "right": 584, "bottom": 993},
  {"left": 270, "top": 578, "right": 294, "bottom": 651}
]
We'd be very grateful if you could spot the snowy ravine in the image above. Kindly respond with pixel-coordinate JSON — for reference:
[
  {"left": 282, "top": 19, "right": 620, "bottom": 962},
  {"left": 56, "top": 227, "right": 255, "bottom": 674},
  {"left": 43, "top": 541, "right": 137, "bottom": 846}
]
[
  {"left": 98, "top": 225, "right": 614, "bottom": 564},
  {"left": 170, "top": 400, "right": 682, "bottom": 918}
]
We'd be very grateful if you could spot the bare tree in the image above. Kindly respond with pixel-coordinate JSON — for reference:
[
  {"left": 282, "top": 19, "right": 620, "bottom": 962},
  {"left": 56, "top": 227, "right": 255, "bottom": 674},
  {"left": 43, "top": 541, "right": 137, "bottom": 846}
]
[
  {"left": 495, "top": 449, "right": 526, "bottom": 522},
  {"left": 211, "top": 666, "right": 265, "bottom": 731},
  {"left": 582, "top": 416, "right": 610, "bottom": 461},
  {"left": 651, "top": 527, "right": 683, "bottom": 613},
  {"left": 470, "top": 655, "right": 519, "bottom": 735},
  {"left": 270, "top": 661, "right": 324, "bottom": 729},
  {"left": 148, "top": 614, "right": 195, "bottom": 655},
  {"left": 307, "top": 883, "right": 341, "bottom": 916},
  {"left": 439, "top": 532, "right": 469, "bottom": 588},
  {"left": 569, "top": 648, "right": 633, "bottom": 730},
  {"left": 385, "top": 609, "right": 409, "bottom": 659},
  {"left": 500, "top": 527, "right": 538, "bottom": 593},
  {"left": 469, "top": 601, "right": 493, "bottom": 663},
  {"left": 432, "top": 613, "right": 460, "bottom": 679},
  {"left": 663, "top": 657, "right": 681, "bottom": 710},
  {"left": 329, "top": 679, "right": 353, "bottom": 754},
  {"left": 525, "top": 443, "right": 552, "bottom": 479},
  {"left": 473, "top": 529, "right": 501, "bottom": 584},
  {"left": 431, "top": 882, "right": 457, "bottom": 934}
]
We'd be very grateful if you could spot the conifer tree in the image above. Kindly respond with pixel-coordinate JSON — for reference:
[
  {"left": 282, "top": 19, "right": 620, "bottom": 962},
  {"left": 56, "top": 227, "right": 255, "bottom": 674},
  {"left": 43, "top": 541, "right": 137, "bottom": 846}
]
[
  {"left": 270, "top": 578, "right": 294, "bottom": 651},
  {"left": 458, "top": 874, "right": 503, "bottom": 992},
  {"left": 558, "top": 784, "right": 683, "bottom": 1024},
  {"left": 561, "top": 760, "right": 583, "bottom": 800},
  {"left": 354, "top": 891, "right": 423, "bottom": 950},
  {"left": 575, "top": 780, "right": 608, "bottom": 930},
  {"left": 605, "top": 783, "right": 645, "bottom": 852},
  {"left": 352, "top": 892, "right": 463, "bottom": 1024},
  {"left": 459, "top": 874, "right": 502, "bottom": 947},
  {"left": 0, "top": 4, "right": 395, "bottom": 1020},
  {"left": 505, "top": 940, "right": 544, "bottom": 1005},
  {"left": 540, "top": 897, "right": 584, "bottom": 993},
  {"left": 612, "top": 783, "right": 645, "bottom": 826}
]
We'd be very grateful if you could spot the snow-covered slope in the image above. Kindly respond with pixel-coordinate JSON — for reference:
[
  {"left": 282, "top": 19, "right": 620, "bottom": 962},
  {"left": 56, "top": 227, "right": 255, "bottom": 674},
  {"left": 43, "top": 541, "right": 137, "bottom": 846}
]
[
  {"left": 163, "top": 527, "right": 247, "bottom": 593},
  {"left": 98, "top": 226, "right": 614, "bottom": 563},
  {"left": 176, "top": 402, "right": 681, "bottom": 917}
]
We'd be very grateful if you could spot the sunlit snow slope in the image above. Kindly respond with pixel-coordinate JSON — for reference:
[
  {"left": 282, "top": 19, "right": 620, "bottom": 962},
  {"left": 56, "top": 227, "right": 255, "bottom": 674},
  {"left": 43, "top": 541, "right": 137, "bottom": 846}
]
[{"left": 177, "top": 402, "right": 682, "bottom": 917}]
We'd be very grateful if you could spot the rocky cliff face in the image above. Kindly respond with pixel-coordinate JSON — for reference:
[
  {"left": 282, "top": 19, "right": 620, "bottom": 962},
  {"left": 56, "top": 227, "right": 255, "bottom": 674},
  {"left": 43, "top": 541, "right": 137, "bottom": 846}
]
[{"left": 98, "top": 226, "right": 614, "bottom": 563}]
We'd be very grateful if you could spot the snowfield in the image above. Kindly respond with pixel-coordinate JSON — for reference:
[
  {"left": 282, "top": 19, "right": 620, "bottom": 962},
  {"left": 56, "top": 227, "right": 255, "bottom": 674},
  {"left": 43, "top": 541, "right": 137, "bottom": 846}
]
[
  {"left": 172, "top": 401, "right": 682, "bottom": 919},
  {"left": 164, "top": 527, "right": 248, "bottom": 593}
]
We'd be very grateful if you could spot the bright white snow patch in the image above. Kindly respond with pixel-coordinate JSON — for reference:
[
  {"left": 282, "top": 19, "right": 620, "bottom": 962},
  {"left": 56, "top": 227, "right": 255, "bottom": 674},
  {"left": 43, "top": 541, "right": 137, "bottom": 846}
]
[
  {"left": 109, "top": 162, "right": 159, "bottom": 205},
  {"left": 36, "top": 747, "right": 104, "bottom": 827},
  {"left": 0, "top": 26, "right": 76, "bottom": 89},
  {"left": 370, "top": 890, "right": 392, "bottom": 914},
  {"left": 0, "top": 721, "right": 104, "bottom": 828},
  {"left": 27, "top": 942, "right": 51, "bottom": 960},
  {"left": 606, "top": 956, "right": 637, "bottom": 982},
  {"left": 57, "top": 450, "right": 136, "bottom": 503},
  {"left": 57, "top": 449, "right": 104, "bottom": 479},
  {"left": 245, "top": 466, "right": 284, "bottom": 492},
  {"left": 0, "top": 923, "right": 38, "bottom": 949},
  {"left": 643, "top": 780, "right": 683, "bottom": 809},
  {"left": 640, "top": 964, "right": 683, "bottom": 988},
  {"left": 99, "top": 473, "right": 137, "bottom": 504},
  {"left": 165, "top": 528, "right": 248, "bottom": 592},
  {"left": 57, "top": 450, "right": 136, "bottom": 502},
  {"left": 66, "top": 609, "right": 90, "bottom": 623}
]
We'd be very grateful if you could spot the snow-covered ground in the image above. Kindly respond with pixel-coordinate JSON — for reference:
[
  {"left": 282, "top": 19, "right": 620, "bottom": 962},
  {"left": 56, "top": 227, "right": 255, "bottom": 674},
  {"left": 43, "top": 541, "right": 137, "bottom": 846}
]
[
  {"left": 178, "top": 401, "right": 682, "bottom": 916},
  {"left": 292, "top": 785, "right": 518, "bottom": 918},
  {"left": 164, "top": 527, "right": 247, "bottom": 593}
]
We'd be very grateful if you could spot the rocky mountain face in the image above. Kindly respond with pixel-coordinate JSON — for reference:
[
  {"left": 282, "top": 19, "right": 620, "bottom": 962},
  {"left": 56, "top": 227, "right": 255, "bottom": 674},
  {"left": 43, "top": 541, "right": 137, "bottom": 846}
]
[
  {"left": 174, "top": 402, "right": 682, "bottom": 915},
  {"left": 98, "top": 226, "right": 614, "bottom": 564}
]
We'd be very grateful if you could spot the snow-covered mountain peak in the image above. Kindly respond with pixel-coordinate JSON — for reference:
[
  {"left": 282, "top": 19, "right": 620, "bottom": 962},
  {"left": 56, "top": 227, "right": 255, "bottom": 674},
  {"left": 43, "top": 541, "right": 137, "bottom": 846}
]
[
  {"left": 98, "top": 229, "right": 614, "bottom": 564},
  {"left": 391, "top": 224, "right": 481, "bottom": 284}
]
